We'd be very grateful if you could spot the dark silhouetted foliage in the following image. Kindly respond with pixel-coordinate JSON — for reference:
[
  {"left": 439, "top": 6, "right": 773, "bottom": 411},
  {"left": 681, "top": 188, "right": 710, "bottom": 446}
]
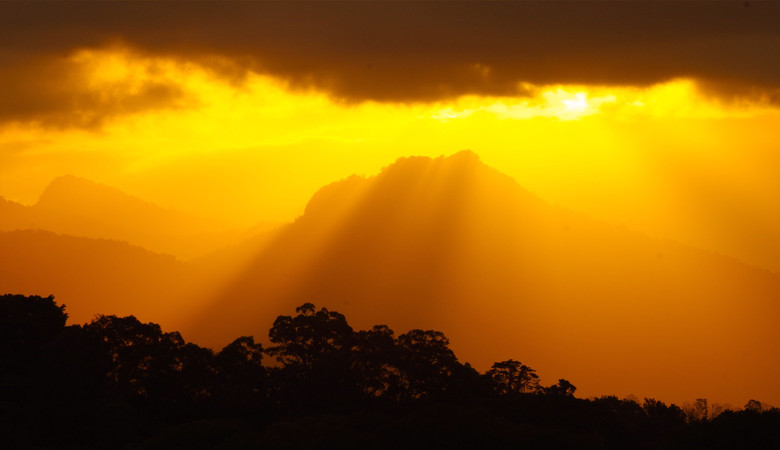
[
  {"left": 487, "top": 359, "right": 540, "bottom": 394},
  {"left": 3, "top": 295, "right": 780, "bottom": 448},
  {"left": 544, "top": 378, "right": 577, "bottom": 397}
]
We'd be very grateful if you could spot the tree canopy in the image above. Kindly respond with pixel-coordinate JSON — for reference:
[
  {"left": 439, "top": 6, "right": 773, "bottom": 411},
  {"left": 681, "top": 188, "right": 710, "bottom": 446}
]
[{"left": 1, "top": 294, "right": 778, "bottom": 449}]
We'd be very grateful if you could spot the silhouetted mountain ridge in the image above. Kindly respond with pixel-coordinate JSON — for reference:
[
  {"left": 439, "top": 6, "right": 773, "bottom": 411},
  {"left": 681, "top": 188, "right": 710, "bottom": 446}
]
[
  {"left": 191, "top": 151, "right": 780, "bottom": 406},
  {"left": 0, "top": 230, "right": 191, "bottom": 326},
  {"left": 4, "top": 152, "right": 779, "bottom": 405},
  {"left": 0, "top": 175, "right": 251, "bottom": 260},
  {"left": 37, "top": 175, "right": 148, "bottom": 211}
]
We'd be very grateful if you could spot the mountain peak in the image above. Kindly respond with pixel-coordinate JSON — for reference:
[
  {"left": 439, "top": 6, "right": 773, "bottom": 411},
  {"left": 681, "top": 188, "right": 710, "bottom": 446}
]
[
  {"left": 36, "top": 175, "right": 140, "bottom": 209},
  {"left": 302, "top": 150, "right": 540, "bottom": 226},
  {"left": 19, "top": 175, "right": 241, "bottom": 260},
  {"left": 449, "top": 149, "right": 481, "bottom": 161},
  {"left": 383, "top": 150, "right": 482, "bottom": 173}
]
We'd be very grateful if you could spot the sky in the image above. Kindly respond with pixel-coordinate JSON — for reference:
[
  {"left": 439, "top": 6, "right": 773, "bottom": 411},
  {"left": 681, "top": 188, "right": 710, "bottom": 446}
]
[
  {"left": 3, "top": 0, "right": 780, "bottom": 406},
  {"left": 3, "top": 1, "right": 780, "bottom": 272}
]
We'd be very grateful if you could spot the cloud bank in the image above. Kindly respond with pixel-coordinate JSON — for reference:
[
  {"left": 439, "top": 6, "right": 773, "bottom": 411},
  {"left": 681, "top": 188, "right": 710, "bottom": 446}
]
[{"left": 1, "top": 1, "right": 779, "bottom": 125}]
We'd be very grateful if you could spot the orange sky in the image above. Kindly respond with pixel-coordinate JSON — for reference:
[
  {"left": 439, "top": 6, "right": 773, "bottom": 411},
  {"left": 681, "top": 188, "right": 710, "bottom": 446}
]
[
  {"left": 2, "top": 1, "right": 780, "bottom": 408},
  {"left": 2, "top": 47, "right": 780, "bottom": 272}
]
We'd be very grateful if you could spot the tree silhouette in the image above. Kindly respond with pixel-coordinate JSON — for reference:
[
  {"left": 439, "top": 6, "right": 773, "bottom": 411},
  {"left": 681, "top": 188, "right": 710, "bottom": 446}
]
[
  {"left": 745, "top": 399, "right": 763, "bottom": 413},
  {"left": 487, "top": 359, "right": 540, "bottom": 394},
  {"left": 351, "top": 324, "right": 403, "bottom": 399},
  {"left": 544, "top": 378, "right": 577, "bottom": 397},
  {"left": 396, "top": 329, "right": 461, "bottom": 400},
  {"left": 684, "top": 398, "right": 710, "bottom": 422},
  {"left": 83, "top": 314, "right": 214, "bottom": 406},
  {"left": 1, "top": 294, "right": 67, "bottom": 363},
  {"left": 266, "top": 303, "right": 354, "bottom": 369},
  {"left": 266, "top": 303, "right": 359, "bottom": 412},
  {"left": 213, "top": 336, "right": 268, "bottom": 415},
  {"left": 3, "top": 295, "right": 780, "bottom": 448}
]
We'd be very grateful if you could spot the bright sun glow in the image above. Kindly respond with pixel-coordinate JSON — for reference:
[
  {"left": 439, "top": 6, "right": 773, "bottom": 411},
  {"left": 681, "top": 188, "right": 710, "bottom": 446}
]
[
  {"left": 1, "top": 48, "right": 779, "bottom": 229},
  {"left": 562, "top": 92, "right": 588, "bottom": 113}
]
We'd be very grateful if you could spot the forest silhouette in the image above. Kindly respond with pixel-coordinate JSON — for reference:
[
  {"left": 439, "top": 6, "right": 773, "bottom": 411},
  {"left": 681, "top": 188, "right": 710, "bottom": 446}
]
[{"left": 2, "top": 294, "right": 778, "bottom": 449}]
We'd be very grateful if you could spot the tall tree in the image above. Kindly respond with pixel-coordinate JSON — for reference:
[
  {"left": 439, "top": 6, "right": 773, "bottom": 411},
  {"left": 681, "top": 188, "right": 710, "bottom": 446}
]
[
  {"left": 352, "top": 324, "right": 402, "bottom": 399},
  {"left": 396, "top": 329, "right": 461, "bottom": 400},
  {"left": 266, "top": 303, "right": 358, "bottom": 412},
  {"left": 487, "top": 359, "right": 540, "bottom": 394},
  {"left": 266, "top": 303, "right": 354, "bottom": 369}
]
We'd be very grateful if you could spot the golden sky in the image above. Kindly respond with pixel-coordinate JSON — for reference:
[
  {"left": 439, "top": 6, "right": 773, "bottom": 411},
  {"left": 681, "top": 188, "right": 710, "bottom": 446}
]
[
  {"left": 2, "top": 41, "right": 780, "bottom": 272},
  {"left": 2, "top": 1, "right": 780, "bottom": 406}
]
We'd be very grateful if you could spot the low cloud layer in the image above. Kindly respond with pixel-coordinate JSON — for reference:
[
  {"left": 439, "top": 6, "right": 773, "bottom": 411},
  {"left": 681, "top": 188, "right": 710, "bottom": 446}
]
[
  {"left": 0, "top": 53, "right": 191, "bottom": 127},
  {"left": 2, "top": 1, "right": 779, "bottom": 125}
]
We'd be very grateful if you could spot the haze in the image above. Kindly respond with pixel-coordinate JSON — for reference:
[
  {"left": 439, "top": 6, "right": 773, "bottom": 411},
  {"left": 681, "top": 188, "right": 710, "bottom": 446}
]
[{"left": 2, "top": 1, "right": 780, "bottom": 408}]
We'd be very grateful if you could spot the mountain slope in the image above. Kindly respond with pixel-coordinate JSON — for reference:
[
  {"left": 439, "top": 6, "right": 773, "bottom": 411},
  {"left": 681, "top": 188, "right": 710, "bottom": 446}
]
[
  {"left": 4, "top": 153, "right": 779, "bottom": 405},
  {"left": 0, "top": 175, "right": 248, "bottom": 260},
  {"left": 191, "top": 151, "right": 780, "bottom": 406},
  {"left": 0, "top": 230, "right": 194, "bottom": 329}
]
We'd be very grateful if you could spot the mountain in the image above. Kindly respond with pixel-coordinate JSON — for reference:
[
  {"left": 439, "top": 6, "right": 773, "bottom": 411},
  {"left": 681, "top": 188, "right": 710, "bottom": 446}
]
[
  {"left": 4, "top": 153, "right": 779, "bottom": 405},
  {"left": 0, "top": 175, "right": 250, "bottom": 260},
  {"left": 0, "top": 196, "right": 34, "bottom": 229},
  {"left": 0, "top": 230, "right": 195, "bottom": 330},
  {"left": 189, "top": 151, "right": 780, "bottom": 406}
]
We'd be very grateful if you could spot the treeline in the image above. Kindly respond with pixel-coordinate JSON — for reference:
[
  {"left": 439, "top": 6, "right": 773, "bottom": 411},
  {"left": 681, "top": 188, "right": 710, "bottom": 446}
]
[{"left": 1, "top": 295, "right": 778, "bottom": 449}]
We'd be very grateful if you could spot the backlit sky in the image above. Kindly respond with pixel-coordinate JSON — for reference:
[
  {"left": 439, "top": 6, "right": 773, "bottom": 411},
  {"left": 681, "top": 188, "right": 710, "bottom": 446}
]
[
  {"left": 4, "top": 1, "right": 780, "bottom": 408},
  {"left": 2, "top": 1, "right": 780, "bottom": 273}
]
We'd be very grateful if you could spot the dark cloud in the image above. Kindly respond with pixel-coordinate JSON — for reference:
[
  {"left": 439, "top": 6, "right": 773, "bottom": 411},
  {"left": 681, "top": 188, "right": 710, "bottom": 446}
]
[
  {"left": 0, "top": 52, "right": 192, "bottom": 127},
  {"left": 1, "top": 1, "right": 779, "bottom": 125}
]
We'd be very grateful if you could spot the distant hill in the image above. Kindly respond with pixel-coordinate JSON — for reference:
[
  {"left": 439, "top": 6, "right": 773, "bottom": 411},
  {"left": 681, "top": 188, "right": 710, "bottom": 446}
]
[
  {"left": 0, "top": 230, "right": 198, "bottom": 329},
  {"left": 0, "top": 175, "right": 253, "bottom": 260},
  {"left": 0, "top": 196, "right": 33, "bottom": 229},
  {"left": 189, "top": 151, "right": 780, "bottom": 406}
]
